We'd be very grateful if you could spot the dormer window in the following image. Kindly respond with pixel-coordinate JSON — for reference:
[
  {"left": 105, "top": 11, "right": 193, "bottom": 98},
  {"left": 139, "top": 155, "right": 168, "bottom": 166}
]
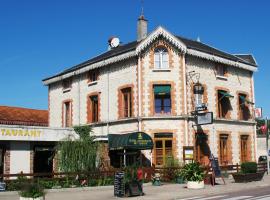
[
  {"left": 62, "top": 78, "right": 72, "bottom": 92},
  {"left": 154, "top": 47, "right": 169, "bottom": 69}
]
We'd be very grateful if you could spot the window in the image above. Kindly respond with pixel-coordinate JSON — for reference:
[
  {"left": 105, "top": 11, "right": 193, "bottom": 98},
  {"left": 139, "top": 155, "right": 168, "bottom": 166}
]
[
  {"left": 154, "top": 133, "right": 173, "bottom": 166},
  {"left": 154, "top": 47, "right": 169, "bottom": 69},
  {"left": 62, "top": 78, "right": 72, "bottom": 91},
  {"left": 154, "top": 85, "right": 171, "bottom": 114},
  {"left": 238, "top": 94, "right": 251, "bottom": 120},
  {"left": 195, "top": 132, "right": 210, "bottom": 165},
  {"left": 217, "top": 90, "right": 233, "bottom": 118},
  {"left": 240, "top": 135, "right": 249, "bottom": 163},
  {"left": 90, "top": 95, "right": 99, "bottom": 123},
  {"left": 88, "top": 69, "right": 99, "bottom": 83},
  {"left": 63, "top": 101, "right": 72, "bottom": 127},
  {"left": 120, "top": 88, "right": 132, "bottom": 118},
  {"left": 216, "top": 65, "right": 227, "bottom": 77},
  {"left": 219, "top": 134, "right": 229, "bottom": 165}
]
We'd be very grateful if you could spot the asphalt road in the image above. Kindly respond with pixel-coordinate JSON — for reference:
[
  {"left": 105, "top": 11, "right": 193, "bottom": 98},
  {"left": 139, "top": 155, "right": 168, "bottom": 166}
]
[{"left": 178, "top": 186, "right": 270, "bottom": 200}]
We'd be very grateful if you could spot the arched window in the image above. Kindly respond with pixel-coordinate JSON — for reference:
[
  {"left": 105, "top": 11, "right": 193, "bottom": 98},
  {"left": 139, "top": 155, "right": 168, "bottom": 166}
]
[{"left": 154, "top": 47, "right": 169, "bottom": 69}]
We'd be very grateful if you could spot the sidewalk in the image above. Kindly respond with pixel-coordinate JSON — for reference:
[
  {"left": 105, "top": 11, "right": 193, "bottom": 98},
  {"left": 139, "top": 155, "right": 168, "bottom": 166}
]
[{"left": 1, "top": 174, "right": 270, "bottom": 200}]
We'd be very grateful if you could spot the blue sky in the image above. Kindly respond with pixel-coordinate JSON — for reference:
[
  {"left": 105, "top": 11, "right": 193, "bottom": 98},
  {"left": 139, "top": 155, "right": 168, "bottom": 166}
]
[{"left": 0, "top": 0, "right": 269, "bottom": 117}]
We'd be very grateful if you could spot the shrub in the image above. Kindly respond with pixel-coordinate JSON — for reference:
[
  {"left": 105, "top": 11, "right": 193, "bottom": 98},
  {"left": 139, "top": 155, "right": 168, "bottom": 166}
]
[
  {"left": 180, "top": 162, "right": 204, "bottom": 182},
  {"left": 241, "top": 162, "right": 257, "bottom": 174},
  {"left": 19, "top": 183, "right": 45, "bottom": 198}
]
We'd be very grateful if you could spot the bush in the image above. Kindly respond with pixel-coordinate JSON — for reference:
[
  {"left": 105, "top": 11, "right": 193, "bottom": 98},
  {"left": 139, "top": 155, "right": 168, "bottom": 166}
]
[
  {"left": 180, "top": 162, "right": 204, "bottom": 182},
  {"left": 19, "top": 182, "right": 45, "bottom": 198},
  {"left": 241, "top": 162, "right": 257, "bottom": 174}
]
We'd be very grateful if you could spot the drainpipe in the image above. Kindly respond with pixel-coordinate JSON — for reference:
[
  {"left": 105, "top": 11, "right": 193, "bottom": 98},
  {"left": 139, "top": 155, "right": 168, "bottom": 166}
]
[
  {"left": 251, "top": 74, "right": 257, "bottom": 161},
  {"left": 182, "top": 55, "right": 188, "bottom": 146},
  {"left": 78, "top": 74, "right": 81, "bottom": 125},
  {"left": 138, "top": 56, "right": 142, "bottom": 132},
  {"left": 107, "top": 68, "right": 110, "bottom": 135}
]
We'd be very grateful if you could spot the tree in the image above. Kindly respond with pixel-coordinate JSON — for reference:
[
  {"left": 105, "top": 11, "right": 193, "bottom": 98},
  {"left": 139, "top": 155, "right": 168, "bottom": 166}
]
[
  {"left": 256, "top": 119, "right": 270, "bottom": 135},
  {"left": 57, "top": 125, "right": 98, "bottom": 172}
]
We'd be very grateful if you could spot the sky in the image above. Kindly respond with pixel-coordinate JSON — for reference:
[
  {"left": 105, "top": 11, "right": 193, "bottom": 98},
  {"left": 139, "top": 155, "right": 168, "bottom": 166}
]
[{"left": 0, "top": 0, "right": 269, "bottom": 117}]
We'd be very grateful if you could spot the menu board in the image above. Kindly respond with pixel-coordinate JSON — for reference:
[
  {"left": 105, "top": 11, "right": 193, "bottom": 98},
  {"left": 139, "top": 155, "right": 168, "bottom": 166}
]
[
  {"left": 114, "top": 172, "right": 125, "bottom": 197},
  {"left": 210, "top": 157, "right": 221, "bottom": 177}
]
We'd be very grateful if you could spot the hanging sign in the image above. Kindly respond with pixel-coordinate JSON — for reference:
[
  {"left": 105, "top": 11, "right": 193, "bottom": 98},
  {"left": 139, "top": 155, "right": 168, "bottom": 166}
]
[
  {"left": 255, "top": 107, "right": 263, "bottom": 118},
  {"left": 195, "top": 112, "right": 213, "bottom": 125}
]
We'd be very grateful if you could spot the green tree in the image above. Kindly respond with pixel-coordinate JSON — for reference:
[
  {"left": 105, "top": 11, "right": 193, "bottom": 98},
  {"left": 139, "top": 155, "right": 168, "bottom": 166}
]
[
  {"left": 57, "top": 125, "right": 98, "bottom": 172},
  {"left": 256, "top": 119, "right": 270, "bottom": 135}
]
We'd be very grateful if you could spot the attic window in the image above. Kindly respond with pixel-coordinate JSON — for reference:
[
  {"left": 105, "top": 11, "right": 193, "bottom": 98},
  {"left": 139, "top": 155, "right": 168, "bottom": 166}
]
[
  {"left": 154, "top": 47, "right": 169, "bottom": 69},
  {"left": 216, "top": 65, "right": 228, "bottom": 78},
  {"left": 62, "top": 78, "right": 72, "bottom": 92},
  {"left": 88, "top": 69, "right": 99, "bottom": 83}
]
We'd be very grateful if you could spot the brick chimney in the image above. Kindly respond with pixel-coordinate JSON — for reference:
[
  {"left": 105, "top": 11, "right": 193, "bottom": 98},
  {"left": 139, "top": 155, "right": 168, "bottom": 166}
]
[{"left": 137, "top": 15, "right": 148, "bottom": 41}]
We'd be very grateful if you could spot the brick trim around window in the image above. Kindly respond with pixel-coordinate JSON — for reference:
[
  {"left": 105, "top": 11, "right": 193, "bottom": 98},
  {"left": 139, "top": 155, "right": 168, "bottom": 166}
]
[
  {"left": 87, "top": 92, "right": 101, "bottom": 123},
  {"left": 117, "top": 84, "right": 135, "bottom": 119},
  {"left": 238, "top": 132, "right": 253, "bottom": 163},
  {"left": 215, "top": 87, "right": 232, "bottom": 119},
  {"left": 61, "top": 99, "right": 73, "bottom": 127},
  {"left": 236, "top": 91, "right": 251, "bottom": 121},
  {"left": 149, "top": 81, "right": 176, "bottom": 116},
  {"left": 217, "top": 131, "right": 233, "bottom": 165}
]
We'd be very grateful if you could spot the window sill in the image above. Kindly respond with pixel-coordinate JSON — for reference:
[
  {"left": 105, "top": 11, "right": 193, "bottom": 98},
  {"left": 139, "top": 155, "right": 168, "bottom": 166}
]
[
  {"left": 88, "top": 81, "right": 98, "bottom": 86},
  {"left": 152, "top": 68, "right": 171, "bottom": 72},
  {"left": 216, "top": 75, "right": 228, "bottom": 80},
  {"left": 63, "top": 88, "right": 71, "bottom": 93}
]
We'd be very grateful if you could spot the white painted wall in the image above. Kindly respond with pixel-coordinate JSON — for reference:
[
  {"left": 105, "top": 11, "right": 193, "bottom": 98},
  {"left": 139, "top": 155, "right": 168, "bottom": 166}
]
[{"left": 10, "top": 141, "right": 30, "bottom": 174}]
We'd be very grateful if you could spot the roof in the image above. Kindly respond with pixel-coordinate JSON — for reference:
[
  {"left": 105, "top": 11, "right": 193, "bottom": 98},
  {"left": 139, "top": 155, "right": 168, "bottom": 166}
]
[
  {"left": 43, "top": 33, "right": 257, "bottom": 82},
  {"left": 234, "top": 54, "right": 257, "bottom": 65},
  {"left": 0, "top": 106, "right": 48, "bottom": 127}
]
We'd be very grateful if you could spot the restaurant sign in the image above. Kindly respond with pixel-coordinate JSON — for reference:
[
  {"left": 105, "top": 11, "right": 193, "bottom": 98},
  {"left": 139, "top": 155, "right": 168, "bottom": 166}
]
[{"left": 0, "top": 125, "right": 77, "bottom": 142}]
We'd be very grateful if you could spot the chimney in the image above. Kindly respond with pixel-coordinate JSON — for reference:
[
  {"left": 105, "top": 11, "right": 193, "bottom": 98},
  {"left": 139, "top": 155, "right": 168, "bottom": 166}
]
[{"left": 137, "top": 15, "right": 148, "bottom": 41}]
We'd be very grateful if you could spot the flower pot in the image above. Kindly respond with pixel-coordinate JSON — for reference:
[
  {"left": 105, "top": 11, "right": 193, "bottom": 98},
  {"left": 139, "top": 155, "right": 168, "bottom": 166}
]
[
  {"left": 175, "top": 176, "right": 185, "bottom": 184},
  {"left": 187, "top": 181, "right": 204, "bottom": 189},
  {"left": 232, "top": 172, "right": 265, "bottom": 183},
  {"left": 19, "top": 196, "right": 44, "bottom": 200}
]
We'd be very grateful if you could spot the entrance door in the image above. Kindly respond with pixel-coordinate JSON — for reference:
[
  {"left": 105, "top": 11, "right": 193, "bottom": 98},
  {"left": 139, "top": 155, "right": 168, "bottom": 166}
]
[
  {"left": 34, "top": 146, "right": 54, "bottom": 174},
  {"left": 0, "top": 146, "right": 4, "bottom": 176},
  {"left": 154, "top": 133, "right": 173, "bottom": 166}
]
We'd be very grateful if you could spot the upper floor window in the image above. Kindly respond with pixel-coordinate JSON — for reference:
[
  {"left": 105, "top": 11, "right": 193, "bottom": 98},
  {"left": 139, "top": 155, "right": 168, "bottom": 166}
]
[
  {"left": 89, "top": 95, "right": 99, "bottom": 123},
  {"left": 217, "top": 90, "right": 233, "bottom": 118},
  {"left": 63, "top": 101, "right": 72, "bottom": 127},
  {"left": 88, "top": 69, "right": 99, "bottom": 83},
  {"left": 238, "top": 93, "right": 251, "bottom": 120},
  {"left": 154, "top": 47, "right": 169, "bottom": 69},
  {"left": 62, "top": 78, "right": 72, "bottom": 92},
  {"left": 216, "top": 65, "right": 228, "bottom": 77},
  {"left": 154, "top": 85, "right": 171, "bottom": 114},
  {"left": 120, "top": 87, "right": 132, "bottom": 118}
]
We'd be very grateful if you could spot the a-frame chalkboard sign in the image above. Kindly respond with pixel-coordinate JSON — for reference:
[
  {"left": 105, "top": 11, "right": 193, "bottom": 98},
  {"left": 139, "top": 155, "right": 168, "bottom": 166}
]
[{"left": 209, "top": 155, "right": 225, "bottom": 185}]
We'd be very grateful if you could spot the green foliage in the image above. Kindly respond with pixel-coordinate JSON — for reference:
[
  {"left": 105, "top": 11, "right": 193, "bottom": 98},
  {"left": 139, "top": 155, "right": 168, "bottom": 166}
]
[
  {"left": 19, "top": 183, "right": 45, "bottom": 198},
  {"left": 6, "top": 176, "right": 28, "bottom": 191},
  {"left": 241, "top": 162, "right": 257, "bottom": 174},
  {"left": 180, "top": 162, "right": 205, "bottom": 182},
  {"left": 256, "top": 119, "right": 270, "bottom": 135},
  {"left": 57, "top": 125, "right": 98, "bottom": 172},
  {"left": 164, "top": 155, "right": 182, "bottom": 168}
]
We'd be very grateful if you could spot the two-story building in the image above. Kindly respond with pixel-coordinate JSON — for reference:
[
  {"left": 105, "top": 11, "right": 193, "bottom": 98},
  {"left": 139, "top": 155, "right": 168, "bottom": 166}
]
[{"left": 43, "top": 15, "right": 257, "bottom": 167}]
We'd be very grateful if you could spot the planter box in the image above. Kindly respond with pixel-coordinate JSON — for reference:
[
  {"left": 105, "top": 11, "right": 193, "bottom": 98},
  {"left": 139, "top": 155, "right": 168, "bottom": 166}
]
[
  {"left": 232, "top": 171, "right": 265, "bottom": 183},
  {"left": 19, "top": 197, "right": 44, "bottom": 200},
  {"left": 187, "top": 181, "right": 204, "bottom": 189}
]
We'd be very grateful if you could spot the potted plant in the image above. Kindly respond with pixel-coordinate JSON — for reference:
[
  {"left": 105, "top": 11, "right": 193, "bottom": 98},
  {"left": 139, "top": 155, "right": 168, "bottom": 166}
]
[
  {"left": 174, "top": 169, "right": 185, "bottom": 184},
  {"left": 19, "top": 182, "right": 45, "bottom": 200},
  {"left": 180, "top": 162, "right": 205, "bottom": 189},
  {"left": 232, "top": 162, "right": 265, "bottom": 183},
  {"left": 152, "top": 173, "right": 161, "bottom": 186}
]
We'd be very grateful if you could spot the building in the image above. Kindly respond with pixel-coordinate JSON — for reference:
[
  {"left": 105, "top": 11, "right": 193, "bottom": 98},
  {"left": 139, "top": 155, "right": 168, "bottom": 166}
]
[
  {"left": 43, "top": 15, "right": 257, "bottom": 167},
  {"left": 0, "top": 106, "right": 74, "bottom": 177}
]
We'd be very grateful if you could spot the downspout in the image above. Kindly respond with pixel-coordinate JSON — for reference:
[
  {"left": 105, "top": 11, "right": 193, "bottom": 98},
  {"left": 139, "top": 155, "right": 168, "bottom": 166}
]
[
  {"left": 138, "top": 56, "right": 142, "bottom": 132},
  {"left": 78, "top": 74, "right": 81, "bottom": 125},
  {"left": 107, "top": 67, "right": 110, "bottom": 135},
  {"left": 251, "top": 72, "right": 257, "bottom": 161},
  {"left": 182, "top": 54, "right": 188, "bottom": 146}
]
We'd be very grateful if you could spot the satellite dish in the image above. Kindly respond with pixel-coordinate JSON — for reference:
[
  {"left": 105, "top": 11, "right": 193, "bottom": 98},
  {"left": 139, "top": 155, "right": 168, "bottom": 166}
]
[{"left": 110, "top": 37, "right": 120, "bottom": 48}]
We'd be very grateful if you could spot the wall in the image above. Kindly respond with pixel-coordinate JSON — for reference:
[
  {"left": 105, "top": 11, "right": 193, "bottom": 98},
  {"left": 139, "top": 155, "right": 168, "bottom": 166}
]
[{"left": 9, "top": 141, "right": 30, "bottom": 174}]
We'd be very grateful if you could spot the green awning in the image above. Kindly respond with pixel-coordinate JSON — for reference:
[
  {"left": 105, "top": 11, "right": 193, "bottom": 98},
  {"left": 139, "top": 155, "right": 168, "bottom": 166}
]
[
  {"left": 108, "top": 132, "right": 154, "bottom": 150},
  {"left": 154, "top": 85, "right": 171, "bottom": 95},
  {"left": 239, "top": 95, "right": 254, "bottom": 105},
  {"left": 219, "top": 91, "right": 234, "bottom": 98}
]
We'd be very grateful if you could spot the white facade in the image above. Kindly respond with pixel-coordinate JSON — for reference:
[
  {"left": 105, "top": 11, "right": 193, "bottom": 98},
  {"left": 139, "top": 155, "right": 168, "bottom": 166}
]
[{"left": 44, "top": 26, "right": 257, "bottom": 166}]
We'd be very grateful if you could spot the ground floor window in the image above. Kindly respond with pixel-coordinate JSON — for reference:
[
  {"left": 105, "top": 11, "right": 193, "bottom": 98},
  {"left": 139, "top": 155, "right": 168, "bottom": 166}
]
[
  {"left": 240, "top": 135, "right": 249, "bottom": 163},
  {"left": 154, "top": 133, "right": 173, "bottom": 166},
  {"left": 195, "top": 132, "right": 210, "bottom": 165},
  {"left": 219, "top": 134, "right": 229, "bottom": 165}
]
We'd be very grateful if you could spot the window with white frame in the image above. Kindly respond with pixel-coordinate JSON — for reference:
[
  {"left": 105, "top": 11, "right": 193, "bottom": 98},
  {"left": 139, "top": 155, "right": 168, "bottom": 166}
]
[{"left": 154, "top": 47, "right": 169, "bottom": 69}]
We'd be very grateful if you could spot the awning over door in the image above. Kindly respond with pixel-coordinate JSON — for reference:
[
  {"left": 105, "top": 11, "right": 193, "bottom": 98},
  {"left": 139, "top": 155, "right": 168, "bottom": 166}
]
[{"left": 108, "top": 132, "right": 153, "bottom": 150}]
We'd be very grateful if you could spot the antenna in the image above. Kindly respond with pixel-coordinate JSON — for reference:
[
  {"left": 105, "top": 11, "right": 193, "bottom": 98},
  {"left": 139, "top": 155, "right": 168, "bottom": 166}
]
[{"left": 140, "top": 0, "right": 144, "bottom": 16}]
